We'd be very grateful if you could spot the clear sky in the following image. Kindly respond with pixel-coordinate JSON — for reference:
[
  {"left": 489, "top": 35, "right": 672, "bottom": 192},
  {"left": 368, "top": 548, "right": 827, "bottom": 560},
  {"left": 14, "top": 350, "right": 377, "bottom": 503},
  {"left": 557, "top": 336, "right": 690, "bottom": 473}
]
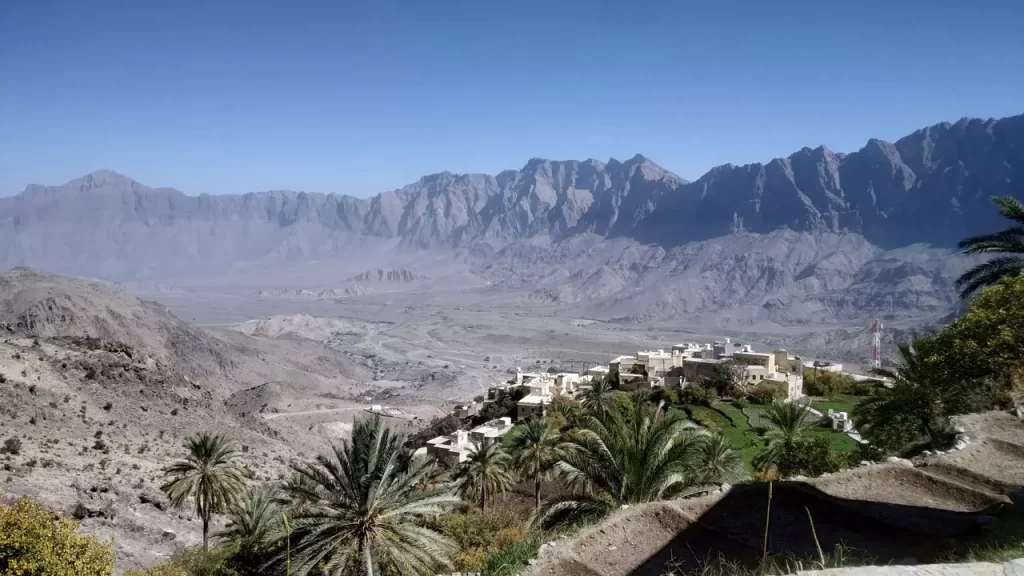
[{"left": 1, "top": 0, "right": 1022, "bottom": 197}]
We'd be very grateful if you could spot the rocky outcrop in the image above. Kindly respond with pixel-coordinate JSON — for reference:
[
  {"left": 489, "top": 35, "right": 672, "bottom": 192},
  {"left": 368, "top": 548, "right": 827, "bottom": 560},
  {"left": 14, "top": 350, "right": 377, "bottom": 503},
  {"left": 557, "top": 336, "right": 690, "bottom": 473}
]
[{"left": 348, "top": 268, "right": 427, "bottom": 282}]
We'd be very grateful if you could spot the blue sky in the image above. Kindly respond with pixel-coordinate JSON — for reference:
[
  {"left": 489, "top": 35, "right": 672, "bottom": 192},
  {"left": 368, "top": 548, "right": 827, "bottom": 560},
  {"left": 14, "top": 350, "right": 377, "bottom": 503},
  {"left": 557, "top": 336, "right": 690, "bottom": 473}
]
[{"left": 1, "top": 0, "right": 1022, "bottom": 197}]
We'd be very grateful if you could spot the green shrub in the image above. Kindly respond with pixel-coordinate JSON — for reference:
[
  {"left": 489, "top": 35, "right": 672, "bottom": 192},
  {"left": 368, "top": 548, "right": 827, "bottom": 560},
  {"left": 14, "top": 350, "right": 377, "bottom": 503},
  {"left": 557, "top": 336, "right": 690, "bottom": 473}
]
[
  {"left": 851, "top": 441, "right": 886, "bottom": 463},
  {"left": 0, "top": 497, "right": 115, "bottom": 576},
  {"left": 680, "top": 384, "right": 713, "bottom": 406},
  {"left": 439, "top": 509, "right": 529, "bottom": 572},
  {"left": 777, "top": 436, "right": 850, "bottom": 477},
  {"left": 649, "top": 387, "right": 680, "bottom": 406},
  {"left": 748, "top": 382, "right": 786, "bottom": 405}
]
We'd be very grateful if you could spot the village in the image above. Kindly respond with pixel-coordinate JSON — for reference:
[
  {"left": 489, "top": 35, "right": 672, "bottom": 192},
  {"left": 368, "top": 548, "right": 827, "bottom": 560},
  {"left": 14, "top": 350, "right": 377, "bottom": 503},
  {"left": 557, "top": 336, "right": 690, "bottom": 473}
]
[{"left": 413, "top": 338, "right": 873, "bottom": 465}]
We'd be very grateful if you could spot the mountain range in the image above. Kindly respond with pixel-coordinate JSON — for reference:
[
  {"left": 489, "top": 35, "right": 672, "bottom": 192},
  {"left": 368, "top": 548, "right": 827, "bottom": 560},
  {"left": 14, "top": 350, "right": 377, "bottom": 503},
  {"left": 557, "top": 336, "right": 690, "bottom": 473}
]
[{"left": 1, "top": 113, "right": 1021, "bottom": 326}]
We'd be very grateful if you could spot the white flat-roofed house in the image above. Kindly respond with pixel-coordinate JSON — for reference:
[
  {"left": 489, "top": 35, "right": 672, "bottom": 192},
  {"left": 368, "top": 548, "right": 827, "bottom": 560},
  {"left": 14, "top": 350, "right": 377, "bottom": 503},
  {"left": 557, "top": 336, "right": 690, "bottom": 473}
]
[
  {"left": 515, "top": 373, "right": 581, "bottom": 420},
  {"left": 425, "top": 429, "right": 471, "bottom": 466},
  {"left": 424, "top": 418, "right": 515, "bottom": 465},
  {"left": 470, "top": 417, "right": 514, "bottom": 443},
  {"left": 517, "top": 393, "right": 548, "bottom": 420},
  {"left": 637, "top": 349, "right": 675, "bottom": 378}
]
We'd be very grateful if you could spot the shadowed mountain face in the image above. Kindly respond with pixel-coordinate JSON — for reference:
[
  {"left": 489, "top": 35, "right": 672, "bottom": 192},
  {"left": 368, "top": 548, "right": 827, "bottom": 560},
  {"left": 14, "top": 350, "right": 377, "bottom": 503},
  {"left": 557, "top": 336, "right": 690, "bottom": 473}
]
[{"left": 0, "top": 114, "right": 1020, "bottom": 325}]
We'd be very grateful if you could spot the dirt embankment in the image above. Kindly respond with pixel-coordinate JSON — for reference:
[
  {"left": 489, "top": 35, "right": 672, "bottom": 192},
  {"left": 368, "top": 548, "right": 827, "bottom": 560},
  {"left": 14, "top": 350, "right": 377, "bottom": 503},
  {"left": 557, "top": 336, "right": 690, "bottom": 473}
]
[{"left": 524, "top": 412, "right": 1024, "bottom": 576}]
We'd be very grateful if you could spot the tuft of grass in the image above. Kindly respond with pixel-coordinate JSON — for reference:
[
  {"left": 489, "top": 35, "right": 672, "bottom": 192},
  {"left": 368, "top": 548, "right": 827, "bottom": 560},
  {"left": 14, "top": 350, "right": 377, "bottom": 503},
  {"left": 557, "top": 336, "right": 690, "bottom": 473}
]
[
  {"left": 483, "top": 534, "right": 542, "bottom": 576},
  {"left": 943, "top": 498, "right": 1024, "bottom": 562},
  {"left": 662, "top": 544, "right": 868, "bottom": 576}
]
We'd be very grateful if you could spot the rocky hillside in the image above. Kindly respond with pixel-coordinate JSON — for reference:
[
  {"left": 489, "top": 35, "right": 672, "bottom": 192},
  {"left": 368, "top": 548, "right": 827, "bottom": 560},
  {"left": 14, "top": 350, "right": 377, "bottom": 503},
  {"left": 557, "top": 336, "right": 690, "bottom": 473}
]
[
  {"left": 0, "top": 267, "right": 236, "bottom": 388},
  {"left": 0, "top": 268, "right": 378, "bottom": 571}
]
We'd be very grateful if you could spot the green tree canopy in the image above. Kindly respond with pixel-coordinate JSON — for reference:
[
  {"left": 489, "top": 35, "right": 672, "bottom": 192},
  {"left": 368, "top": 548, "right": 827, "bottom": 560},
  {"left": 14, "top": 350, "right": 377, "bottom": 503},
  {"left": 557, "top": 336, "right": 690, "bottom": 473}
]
[
  {"left": 506, "top": 418, "right": 565, "bottom": 510},
  {"left": 454, "top": 437, "right": 516, "bottom": 510},
  {"left": 534, "top": 399, "right": 742, "bottom": 529},
  {"left": 161, "top": 433, "right": 247, "bottom": 551},
  {"left": 282, "top": 416, "right": 460, "bottom": 576}
]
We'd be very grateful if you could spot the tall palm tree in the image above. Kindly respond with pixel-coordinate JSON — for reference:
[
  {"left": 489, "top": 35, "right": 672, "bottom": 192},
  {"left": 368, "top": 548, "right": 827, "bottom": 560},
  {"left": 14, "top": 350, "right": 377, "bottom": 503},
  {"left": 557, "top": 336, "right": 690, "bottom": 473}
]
[
  {"left": 454, "top": 437, "right": 515, "bottom": 510},
  {"left": 282, "top": 416, "right": 460, "bottom": 576},
  {"left": 752, "top": 400, "right": 814, "bottom": 473},
  {"left": 956, "top": 195, "right": 1024, "bottom": 298},
  {"left": 161, "top": 433, "right": 246, "bottom": 551},
  {"left": 506, "top": 418, "right": 564, "bottom": 510},
  {"left": 534, "top": 399, "right": 742, "bottom": 529},
  {"left": 580, "top": 377, "right": 616, "bottom": 420},
  {"left": 216, "top": 485, "right": 281, "bottom": 574}
]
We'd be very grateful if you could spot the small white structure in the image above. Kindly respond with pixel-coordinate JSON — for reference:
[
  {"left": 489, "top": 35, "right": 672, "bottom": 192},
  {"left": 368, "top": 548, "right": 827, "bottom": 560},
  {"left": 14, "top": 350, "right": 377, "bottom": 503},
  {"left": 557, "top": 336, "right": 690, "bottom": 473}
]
[
  {"left": 424, "top": 417, "right": 515, "bottom": 465},
  {"left": 828, "top": 409, "right": 853, "bottom": 432},
  {"left": 469, "top": 417, "right": 514, "bottom": 443}
]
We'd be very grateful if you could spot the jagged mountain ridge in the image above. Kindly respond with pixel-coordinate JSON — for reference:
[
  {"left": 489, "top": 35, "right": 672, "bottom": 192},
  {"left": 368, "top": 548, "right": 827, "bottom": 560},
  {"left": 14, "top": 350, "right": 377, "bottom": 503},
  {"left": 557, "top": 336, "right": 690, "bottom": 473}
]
[
  {"left": 2, "top": 114, "right": 1020, "bottom": 270},
  {"left": 0, "top": 114, "right": 1020, "bottom": 325}
]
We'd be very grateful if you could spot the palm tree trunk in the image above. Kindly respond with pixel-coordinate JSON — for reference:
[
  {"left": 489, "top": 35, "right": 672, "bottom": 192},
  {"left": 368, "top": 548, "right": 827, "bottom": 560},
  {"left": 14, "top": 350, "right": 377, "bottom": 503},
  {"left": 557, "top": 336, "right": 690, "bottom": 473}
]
[
  {"left": 481, "top": 484, "right": 487, "bottom": 510},
  {"left": 202, "top": 516, "right": 209, "bottom": 552},
  {"left": 535, "top": 474, "right": 542, "bottom": 510}
]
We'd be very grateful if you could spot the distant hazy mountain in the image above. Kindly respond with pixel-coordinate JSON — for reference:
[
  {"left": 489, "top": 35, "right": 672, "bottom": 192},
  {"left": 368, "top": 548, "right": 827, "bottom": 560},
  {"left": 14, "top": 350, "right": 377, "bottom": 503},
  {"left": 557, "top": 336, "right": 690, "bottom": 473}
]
[{"left": 0, "top": 113, "right": 1020, "bottom": 325}]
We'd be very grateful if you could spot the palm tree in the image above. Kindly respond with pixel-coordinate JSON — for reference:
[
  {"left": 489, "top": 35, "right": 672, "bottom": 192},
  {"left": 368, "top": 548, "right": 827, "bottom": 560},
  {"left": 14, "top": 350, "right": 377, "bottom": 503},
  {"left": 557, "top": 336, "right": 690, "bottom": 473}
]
[
  {"left": 580, "top": 376, "right": 616, "bottom": 420},
  {"left": 506, "top": 418, "right": 564, "bottom": 510},
  {"left": 216, "top": 485, "right": 281, "bottom": 573},
  {"left": 454, "top": 437, "right": 515, "bottom": 510},
  {"left": 697, "top": 434, "right": 745, "bottom": 485},
  {"left": 855, "top": 337, "right": 951, "bottom": 453},
  {"left": 161, "top": 433, "right": 246, "bottom": 551},
  {"left": 282, "top": 416, "right": 460, "bottom": 576},
  {"left": 534, "top": 399, "right": 742, "bottom": 529},
  {"left": 752, "top": 400, "right": 814, "bottom": 474},
  {"left": 956, "top": 195, "right": 1024, "bottom": 299}
]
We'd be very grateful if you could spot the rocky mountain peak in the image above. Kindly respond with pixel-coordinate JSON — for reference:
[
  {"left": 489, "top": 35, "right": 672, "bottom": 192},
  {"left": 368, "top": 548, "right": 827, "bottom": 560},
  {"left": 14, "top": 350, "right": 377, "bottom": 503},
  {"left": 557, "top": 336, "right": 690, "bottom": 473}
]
[{"left": 65, "top": 170, "right": 143, "bottom": 193}]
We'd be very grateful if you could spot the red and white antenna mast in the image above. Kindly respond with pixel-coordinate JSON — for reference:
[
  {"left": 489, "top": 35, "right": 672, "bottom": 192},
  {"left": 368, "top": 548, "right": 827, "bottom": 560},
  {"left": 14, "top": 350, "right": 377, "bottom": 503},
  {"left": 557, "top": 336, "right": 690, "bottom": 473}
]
[{"left": 871, "top": 319, "right": 882, "bottom": 369}]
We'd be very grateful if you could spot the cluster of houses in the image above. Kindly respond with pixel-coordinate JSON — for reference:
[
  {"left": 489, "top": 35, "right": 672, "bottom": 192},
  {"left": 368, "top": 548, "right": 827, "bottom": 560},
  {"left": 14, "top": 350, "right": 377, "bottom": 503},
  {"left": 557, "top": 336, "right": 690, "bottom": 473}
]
[
  {"left": 414, "top": 339, "right": 808, "bottom": 463},
  {"left": 604, "top": 339, "right": 805, "bottom": 401}
]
